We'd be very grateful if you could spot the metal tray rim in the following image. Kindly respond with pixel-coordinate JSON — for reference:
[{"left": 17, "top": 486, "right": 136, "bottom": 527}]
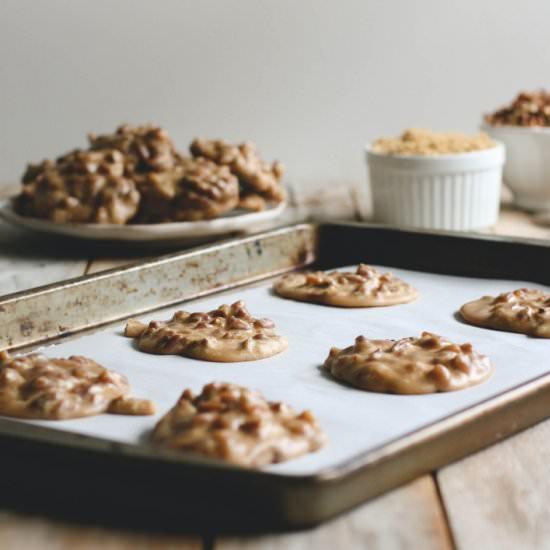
[{"left": 2, "top": 221, "right": 550, "bottom": 528}]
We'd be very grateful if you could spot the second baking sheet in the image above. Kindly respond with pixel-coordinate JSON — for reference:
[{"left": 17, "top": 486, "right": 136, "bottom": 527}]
[{"left": 9, "top": 265, "right": 549, "bottom": 476}]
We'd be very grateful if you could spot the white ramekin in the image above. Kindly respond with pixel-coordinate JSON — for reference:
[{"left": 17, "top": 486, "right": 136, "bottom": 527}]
[
  {"left": 482, "top": 123, "right": 550, "bottom": 211},
  {"left": 365, "top": 143, "right": 505, "bottom": 231}
]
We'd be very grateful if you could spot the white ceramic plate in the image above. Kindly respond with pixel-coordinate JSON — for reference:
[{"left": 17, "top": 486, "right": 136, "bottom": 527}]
[{"left": 0, "top": 198, "right": 286, "bottom": 244}]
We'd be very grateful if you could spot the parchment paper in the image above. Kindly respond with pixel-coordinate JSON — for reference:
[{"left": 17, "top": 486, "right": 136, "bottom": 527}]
[{"left": 11, "top": 266, "right": 550, "bottom": 476}]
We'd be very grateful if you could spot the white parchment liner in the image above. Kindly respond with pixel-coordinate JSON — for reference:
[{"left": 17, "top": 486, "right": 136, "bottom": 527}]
[{"left": 9, "top": 265, "right": 549, "bottom": 476}]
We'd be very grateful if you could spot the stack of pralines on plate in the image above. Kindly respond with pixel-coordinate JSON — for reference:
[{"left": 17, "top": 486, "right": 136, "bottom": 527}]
[{"left": 15, "top": 125, "right": 286, "bottom": 225}]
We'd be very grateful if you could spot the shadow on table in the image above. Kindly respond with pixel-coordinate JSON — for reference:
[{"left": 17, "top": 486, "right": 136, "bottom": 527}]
[
  {"left": 0, "top": 429, "right": 326, "bottom": 536},
  {"left": 0, "top": 222, "right": 218, "bottom": 262}
]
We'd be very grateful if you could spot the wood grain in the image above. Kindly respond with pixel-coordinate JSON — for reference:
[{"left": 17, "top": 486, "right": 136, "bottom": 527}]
[
  {"left": 438, "top": 419, "right": 550, "bottom": 550},
  {"left": 493, "top": 207, "right": 550, "bottom": 240},
  {"left": 217, "top": 476, "right": 452, "bottom": 550}
]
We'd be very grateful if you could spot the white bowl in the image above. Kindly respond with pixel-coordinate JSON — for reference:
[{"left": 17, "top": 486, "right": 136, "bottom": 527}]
[
  {"left": 482, "top": 123, "right": 550, "bottom": 211},
  {"left": 365, "top": 143, "right": 505, "bottom": 231}
]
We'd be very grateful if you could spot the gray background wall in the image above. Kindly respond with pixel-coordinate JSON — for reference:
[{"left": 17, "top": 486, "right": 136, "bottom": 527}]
[{"left": 0, "top": 0, "right": 548, "bottom": 191}]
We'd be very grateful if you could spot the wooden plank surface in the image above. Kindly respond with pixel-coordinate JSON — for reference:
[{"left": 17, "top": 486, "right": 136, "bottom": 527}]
[
  {"left": 217, "top": 477, "right": 452, "bottom": 550},
  {"left": 493, "top": 207, "right": 550, "bottom": 240},
  {"left": 438, "top": 419, "right": 550, "bottom": 550}
]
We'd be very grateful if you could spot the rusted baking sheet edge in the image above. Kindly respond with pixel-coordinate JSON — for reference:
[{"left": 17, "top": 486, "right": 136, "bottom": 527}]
[{"left": 0, "top": 224, "right": 317, "bottom": 352}]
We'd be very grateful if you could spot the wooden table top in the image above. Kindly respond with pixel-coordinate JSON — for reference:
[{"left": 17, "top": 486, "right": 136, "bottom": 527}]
[{"left": 1, "top": 182, "right": 549, "bottom": 549}]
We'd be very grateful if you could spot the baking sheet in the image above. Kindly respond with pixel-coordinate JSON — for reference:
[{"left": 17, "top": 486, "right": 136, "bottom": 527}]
[{"left": 7, "top": 265, "right": 549, "bottom": 476}]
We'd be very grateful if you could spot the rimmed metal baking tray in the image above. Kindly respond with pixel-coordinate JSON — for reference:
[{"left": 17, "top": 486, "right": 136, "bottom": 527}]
[{"left": 1, "top": 222, "right": 550, "bottom": 532}]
